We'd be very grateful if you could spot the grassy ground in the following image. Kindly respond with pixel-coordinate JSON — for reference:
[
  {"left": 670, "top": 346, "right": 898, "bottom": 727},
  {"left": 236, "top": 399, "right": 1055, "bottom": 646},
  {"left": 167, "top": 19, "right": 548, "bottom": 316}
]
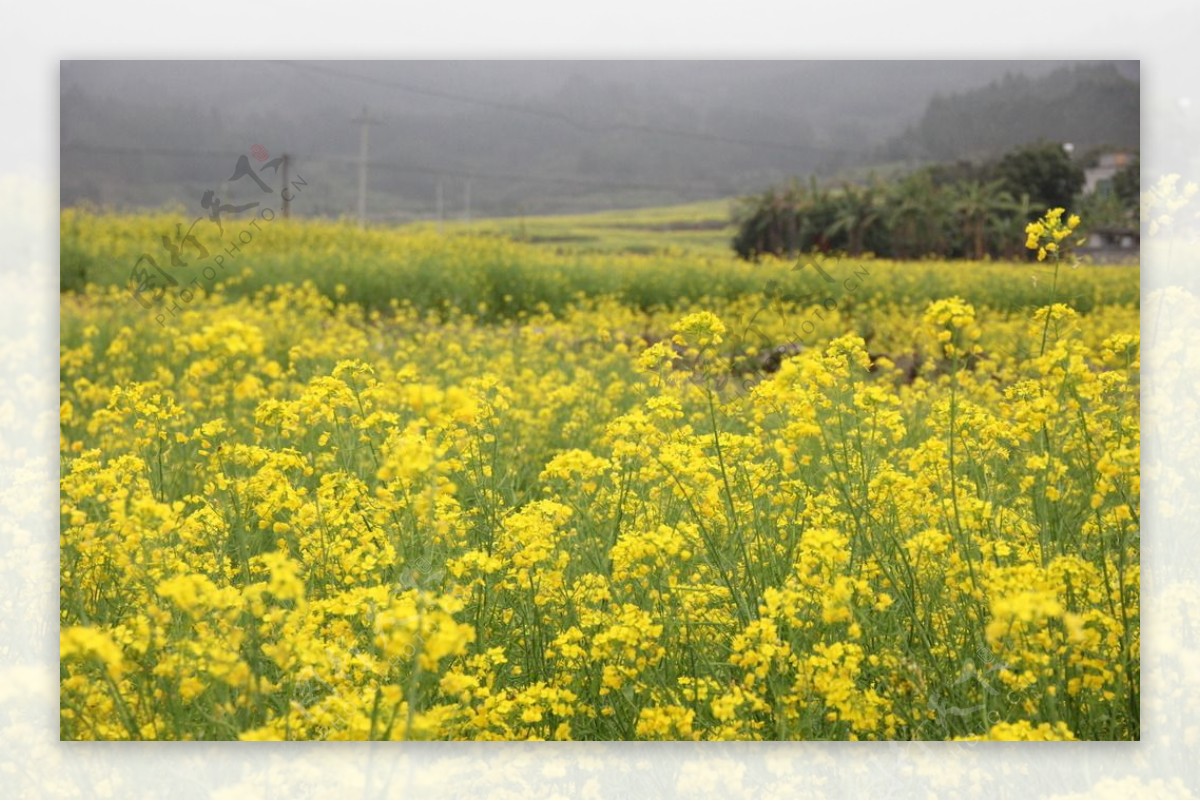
[{"left": 61, "top": 206, "right": 1136, "bottom": 322}]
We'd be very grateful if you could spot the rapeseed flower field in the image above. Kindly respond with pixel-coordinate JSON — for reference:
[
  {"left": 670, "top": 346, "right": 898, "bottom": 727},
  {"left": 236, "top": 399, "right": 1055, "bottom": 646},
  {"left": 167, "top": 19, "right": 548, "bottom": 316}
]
[{"left": 59, "top": 209, "right": 1139, "bottom": 740}]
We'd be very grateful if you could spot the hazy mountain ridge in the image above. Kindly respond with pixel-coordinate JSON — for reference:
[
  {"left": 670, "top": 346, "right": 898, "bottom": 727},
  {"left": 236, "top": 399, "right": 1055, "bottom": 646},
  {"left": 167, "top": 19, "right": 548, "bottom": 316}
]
[
  {"left": 884, "top": 62, "right": 1139, "bottom": 162},
  {"left": 60, "top": 60, "right": 1135, "bottom": 218}
]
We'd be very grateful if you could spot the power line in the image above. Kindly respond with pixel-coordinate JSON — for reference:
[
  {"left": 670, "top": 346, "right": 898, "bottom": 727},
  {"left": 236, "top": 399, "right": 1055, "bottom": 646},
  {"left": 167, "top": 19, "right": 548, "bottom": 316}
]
[
  {"left": 268, "top": 60, "right": 861, "bottom": 157},
  {"left": 61, "top": 142, "right": 728, "bottom": 194},
  {"left": 313, "top": 153, "right": 717, "bottom": 193},
  {"left": 61, "top": 143, "right": 248, "bottom": 159}
]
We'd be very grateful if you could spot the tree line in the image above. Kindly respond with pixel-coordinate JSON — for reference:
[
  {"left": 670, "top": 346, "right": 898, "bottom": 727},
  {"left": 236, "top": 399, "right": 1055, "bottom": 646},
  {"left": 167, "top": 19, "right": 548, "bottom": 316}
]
[{"left": 732, "top": 141, "right": 1139, "bottom": 261}]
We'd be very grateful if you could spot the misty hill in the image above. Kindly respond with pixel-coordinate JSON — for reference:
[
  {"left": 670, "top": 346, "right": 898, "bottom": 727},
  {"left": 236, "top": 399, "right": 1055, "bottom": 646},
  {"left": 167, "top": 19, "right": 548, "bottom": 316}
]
[
  {"left": 883, "top": 62, "right": 1139, "bottom": 163},
  {"left": 60, "top": 61, "right": 1135, "bottom": 220}
]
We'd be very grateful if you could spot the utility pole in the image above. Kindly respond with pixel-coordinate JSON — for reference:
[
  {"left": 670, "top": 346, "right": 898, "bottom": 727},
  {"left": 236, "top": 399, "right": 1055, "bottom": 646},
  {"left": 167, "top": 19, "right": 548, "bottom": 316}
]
[
  {"left": 464, "top": 176, "right": 472, "bottom": 224},
  {"left": 352, "top": 107, "right": 380, "bottom": 227},
  {"left": 281, "top": 153, "right": 290, "bottom": 219},
  {"left": 436, "top": 178, "right": 444, "bottom": 233}
]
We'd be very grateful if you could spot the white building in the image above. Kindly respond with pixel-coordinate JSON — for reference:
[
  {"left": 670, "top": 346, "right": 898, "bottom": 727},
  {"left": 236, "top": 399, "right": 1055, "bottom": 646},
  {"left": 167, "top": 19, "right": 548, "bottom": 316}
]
[{"left": 1084, "top": 151, "right": 1135, "bottom": 195}]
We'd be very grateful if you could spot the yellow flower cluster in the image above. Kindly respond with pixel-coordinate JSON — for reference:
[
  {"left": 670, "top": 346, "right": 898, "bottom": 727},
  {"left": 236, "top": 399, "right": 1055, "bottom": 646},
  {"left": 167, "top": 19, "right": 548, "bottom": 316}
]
[{"left": 1025, "top": 207, "right": 1082, "bottom": 262}]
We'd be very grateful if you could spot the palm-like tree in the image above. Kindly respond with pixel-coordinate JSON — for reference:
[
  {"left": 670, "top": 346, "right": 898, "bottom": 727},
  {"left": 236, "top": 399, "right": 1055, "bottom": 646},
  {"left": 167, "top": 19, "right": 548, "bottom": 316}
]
[
  {"left": 800, "top": 176, "right": 835, "bottom": 253},
  {"left": 887, "top": 172, "right": 947, "bottom": 258},
  {"left": 953, "top": 179, "right": 1017, "bottom": 259},
  {"left": 989, "top": 192, "right": 1036, "bottom": 260},
  {"left": 825, "top": 181, "right": 882, "bottom": 257},
  {"left": 733, "top": 180, "right": 814, "bottom": 259}
]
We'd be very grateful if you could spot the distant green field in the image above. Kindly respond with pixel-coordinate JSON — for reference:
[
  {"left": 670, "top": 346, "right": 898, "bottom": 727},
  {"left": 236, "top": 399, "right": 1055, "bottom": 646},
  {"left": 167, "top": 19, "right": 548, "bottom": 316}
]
[
  {"left": 445, "top": 198, "right": 739, "bottom": 256},
  {"left": 61, "top": 204, "right": 1137, "bottom": 339}
]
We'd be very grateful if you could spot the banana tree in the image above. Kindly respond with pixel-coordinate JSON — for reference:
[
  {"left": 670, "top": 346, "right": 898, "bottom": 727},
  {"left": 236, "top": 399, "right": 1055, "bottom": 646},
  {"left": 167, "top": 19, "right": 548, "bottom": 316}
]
[{"left": 953, "top": 179, "right": 1017, "bottom": 259}]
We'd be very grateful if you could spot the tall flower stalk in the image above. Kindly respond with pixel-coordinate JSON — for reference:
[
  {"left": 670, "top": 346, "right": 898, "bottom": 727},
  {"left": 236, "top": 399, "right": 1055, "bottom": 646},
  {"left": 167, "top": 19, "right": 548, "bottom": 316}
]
[{"left": 1025, "top": 207, "right": 1081, "bottom": 356}]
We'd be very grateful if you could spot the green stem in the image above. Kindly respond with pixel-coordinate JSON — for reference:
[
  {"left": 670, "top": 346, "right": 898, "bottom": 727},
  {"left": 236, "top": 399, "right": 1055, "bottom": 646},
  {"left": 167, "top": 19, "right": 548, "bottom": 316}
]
[{"left": 1038, "top": 258, "right": 1061, "bottom": 358}]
